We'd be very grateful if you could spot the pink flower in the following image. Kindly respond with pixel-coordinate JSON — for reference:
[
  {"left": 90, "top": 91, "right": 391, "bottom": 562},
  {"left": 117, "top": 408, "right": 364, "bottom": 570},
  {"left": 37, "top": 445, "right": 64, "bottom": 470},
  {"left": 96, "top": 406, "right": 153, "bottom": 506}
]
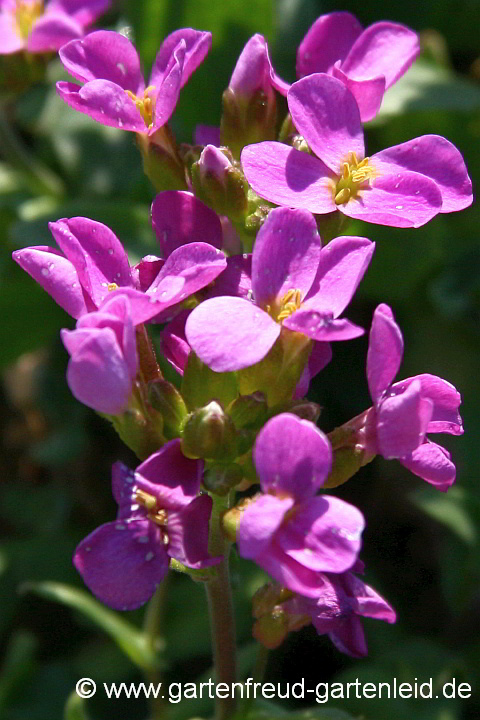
[
  {"left": 242, "top": 74, "right": 472, "bottom": 228},
  {"left": 0, "top": 0, "right": 111, "bottom": 55},
  {"left": 56, "top": 28, "right": 211, "bottom": 134}
]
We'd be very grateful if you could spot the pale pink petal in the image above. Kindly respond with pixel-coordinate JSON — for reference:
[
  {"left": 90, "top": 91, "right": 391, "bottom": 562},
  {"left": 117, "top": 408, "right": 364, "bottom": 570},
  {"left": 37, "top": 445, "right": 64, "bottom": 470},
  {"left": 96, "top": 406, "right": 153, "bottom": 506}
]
[
  {"left": 287, "top": 74, "right": 364, "bottom": 174},
  {"left": 341, "top": 22, "right": 419, "bottom": 89},
  {"left": 241, "top": 142, "right": 335, "bottom": 214},
  {"left": 56, "top": 80, "right": 146, "bottom": 132},
  {"left": 340, "top": 171, "right": 443, "bottom": 228},
  {"left": 252, "top": 207, "right": 321, "bottom": 307},
  {"left": 367, "top": 303, "right": 404, "bottom": 403},
  {"left": 303, "top": 235, "right": 375, "bottom": 316},
  {"left": 151, "top": 191, "right": 222, "bottom": 256},
  {"left": 377, "top": 381, "right": 433, "bottom": 458},
  {"left": 253, "top": 413, "right": 332, "bottom": 499},
  {"left": 185, "top": 296, "right": 280, "bottom": 372},
  {"left": 0, "top": 10, "right": 25, "bottom": 53},
  {"left": 59, "top": 31, "right": 144, "bottom": 92},
  {"left": 12, "top": 246, "right": 88, "bottom": 318},
  {"left": 27, "top": 11, "right": 82, "bottom": 53},
  {"left": 373, "top": 136, "right": 473, "bottom": 213},
  {"left": 400, "top": 441, "right": 456, "bottom": 491},
  {"left": 331, "top": 62, "right": 385, "bottom": 122},
  {"left": 296, "top": 12, "right": 363, "bottom": 77}
]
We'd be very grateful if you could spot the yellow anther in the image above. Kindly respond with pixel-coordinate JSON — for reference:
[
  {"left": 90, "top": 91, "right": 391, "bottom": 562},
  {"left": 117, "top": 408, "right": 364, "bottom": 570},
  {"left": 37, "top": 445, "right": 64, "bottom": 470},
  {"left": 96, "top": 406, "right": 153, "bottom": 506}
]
[
  {"left": 135, "top": 489, "right": 157, "bottom": 512},
  {"left": 276, "top": 288, "right": 303, "bottom": 322},
  {"left": 333, "top": 153, "right": 376, "bottom": 205},
  {"left": 107, "top": 282, "right": 118, "bottom": 292},
  {"left": 125, "top": 86, "right": 156, "bottom": 128},
  {"left": 150, "top": 509, "right": 168, "bottom": 527},
  {"left": 15, "top": 0, "right": 43, "bottom": 39}
]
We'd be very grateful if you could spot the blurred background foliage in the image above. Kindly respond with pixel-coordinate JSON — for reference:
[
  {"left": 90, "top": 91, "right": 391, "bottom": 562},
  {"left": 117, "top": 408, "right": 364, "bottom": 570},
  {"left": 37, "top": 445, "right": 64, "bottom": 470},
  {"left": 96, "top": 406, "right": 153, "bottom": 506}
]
[{"left": 0, "top": 0, "right": 479, "bottom": 718}]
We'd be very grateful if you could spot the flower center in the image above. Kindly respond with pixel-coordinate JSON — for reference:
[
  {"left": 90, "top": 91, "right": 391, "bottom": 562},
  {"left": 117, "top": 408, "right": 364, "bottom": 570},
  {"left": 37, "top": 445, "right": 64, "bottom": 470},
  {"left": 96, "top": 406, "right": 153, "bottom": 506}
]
[
  {"left": 125, "top": 86, "right": 156, "bottom": 128},
  {"left": 266, "top": 289, "right": 302, "bottom": 323},
  {"left": 107, "top": 282, "right": 118, "bottom": 292},
  {"left": 334, "top": 152, "right": 376, "bottom": 205},
  {"left": 135, "top": 489, "right": 168, "bottom": 528},
  {"left": 15, "top": 0, "right": 44, "bottom": 39}
]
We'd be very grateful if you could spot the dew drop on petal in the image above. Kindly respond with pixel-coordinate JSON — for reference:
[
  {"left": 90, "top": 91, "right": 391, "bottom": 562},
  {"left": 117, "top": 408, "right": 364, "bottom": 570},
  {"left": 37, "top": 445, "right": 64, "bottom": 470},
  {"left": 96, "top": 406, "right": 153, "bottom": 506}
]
[
  {"left": 395, "top": 205, "right": 403, "bottom": 210},
  {"left": 116, "top": 62, "right": 127, "bottom": 75},
  {"left": 108, "top": 248, "right": 114, "bottom": 255},
  {"left": 41, "top": 267, "right": 49, "bottom": 276},
  {"left": 145, "top": 551, "right": 154, "bottom": 561}
]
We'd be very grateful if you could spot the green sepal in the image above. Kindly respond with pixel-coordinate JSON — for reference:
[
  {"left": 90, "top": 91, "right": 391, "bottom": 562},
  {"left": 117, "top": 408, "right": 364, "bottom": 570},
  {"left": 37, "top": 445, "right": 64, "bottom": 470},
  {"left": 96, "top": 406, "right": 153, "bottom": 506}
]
[
  {"left": 220, "top": 87, "right": 277, "bottom": 160},
  {"left": 203, "top": 461, "right": 244, "bottom": 496},
  {"left": 136, "top": 126, "right": 187, "bottom": 193},
  {"left": 182, "top": 402, "right": 238, "bottom": 460},
  {"left": 181, "top": 351, "right": 238, "bottom": 411},
  {"left": 21, "top": 582, "right": 163, "bottom": 671},
  {"left": 227, "top": 392, "right": 269, "bottom": 430},
  {"left": 323, "top": 446, "right": 375, "bottom": 489},
  {"left": 148, "top": 379, "right": 188, "bottom": 439}
]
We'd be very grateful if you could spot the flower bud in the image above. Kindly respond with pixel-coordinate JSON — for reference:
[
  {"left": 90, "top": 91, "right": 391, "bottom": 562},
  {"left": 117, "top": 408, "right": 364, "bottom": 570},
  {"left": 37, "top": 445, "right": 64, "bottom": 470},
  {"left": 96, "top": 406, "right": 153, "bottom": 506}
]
[
  {"left": 220, "top": 35, "right": 277, "bottom": 159},
  {"left": 191, "top": 145, "right": 248, "bottom": 221},
  {"left": 253, "top": 610, "right": 289, "bottom": 650},
  {"left": 227, "top": 392, "right": 268, "bottom": 429},
  {"left": 203, "top": 462, "right": 244, "bottom": 496},
  {"left": 181, "top": 401, "right": 238, "bottom": 460}
]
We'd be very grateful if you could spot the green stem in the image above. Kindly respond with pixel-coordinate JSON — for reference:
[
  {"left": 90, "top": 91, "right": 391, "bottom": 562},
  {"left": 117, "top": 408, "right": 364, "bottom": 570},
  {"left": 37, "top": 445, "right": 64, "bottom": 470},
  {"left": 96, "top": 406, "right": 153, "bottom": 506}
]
[
  {"left": 0, "top": 102, "right": 64, "bottom": 199},
  {"left": 234, "top": 643, "right": 269, "bottom": 719},
  {"left": 143, "top": 579, "right": 169, "bottom": 720},
  {"left": 205, "top": 494, "right": 237, "bottom": 720}
]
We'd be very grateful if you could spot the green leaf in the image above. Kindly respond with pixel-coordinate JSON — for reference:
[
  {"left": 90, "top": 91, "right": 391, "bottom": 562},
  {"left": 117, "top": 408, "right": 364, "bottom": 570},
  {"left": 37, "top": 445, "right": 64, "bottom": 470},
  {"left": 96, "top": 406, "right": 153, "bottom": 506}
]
[
  {"left": 21, "top": 581, "right": 162, "bottom": 671},
  {"left": 412, "top": 486, "right": 478, "bottom": 545},
  {"left": 0, "top": 631, "right": 37, "bottom": 713},
  {"left": 64, "top": 691, "right": 91, "bottom": 720}
]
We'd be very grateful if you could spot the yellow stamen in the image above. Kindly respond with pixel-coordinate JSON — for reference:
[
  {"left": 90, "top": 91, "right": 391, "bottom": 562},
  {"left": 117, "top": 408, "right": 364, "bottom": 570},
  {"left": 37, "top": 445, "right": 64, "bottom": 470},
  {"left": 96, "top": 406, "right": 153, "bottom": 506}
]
[
  {"left": 334, "top": 152, "right": 376, "bottom": 205},
  {"left": 274, "top": 289, "right": 303, "bottom": 322},
  {"left": 107, "top": 282, "right": 118, "bottom": 292},
  {"left": 125, "top": 85, "right": 156, "bottom": 128},
  {"left": 15, "top": 0, "right": 43, "bottom": 39},
  {"left": 135, "top": 489, "right": 157, "bottom": 512}
]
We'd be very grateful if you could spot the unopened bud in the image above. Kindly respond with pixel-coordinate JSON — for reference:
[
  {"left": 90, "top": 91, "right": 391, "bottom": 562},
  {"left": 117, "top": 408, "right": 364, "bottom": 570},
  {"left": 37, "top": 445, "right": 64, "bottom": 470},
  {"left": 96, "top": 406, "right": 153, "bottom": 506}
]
[
  {"left": 191, "top": 145, "right": 248, "bottom": 220},
  {"left": 253, "top": 610, "right": 289, "bottom": 650},
  {"left": 227, "top": 392, "right": 268, "bottom": 429},
  {"left": 203, "top": 462, "right": 244, "bottom": 496},
  {"left": 181, "top": 401, "right": 238, "bottom": 460}
]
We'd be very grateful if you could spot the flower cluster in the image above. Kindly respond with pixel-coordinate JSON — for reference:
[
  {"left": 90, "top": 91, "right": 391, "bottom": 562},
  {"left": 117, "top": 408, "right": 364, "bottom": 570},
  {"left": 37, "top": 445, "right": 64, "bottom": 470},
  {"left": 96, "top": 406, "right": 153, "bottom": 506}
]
[{"left": 13, "top": 9, "right": 471, "bottom": 661}]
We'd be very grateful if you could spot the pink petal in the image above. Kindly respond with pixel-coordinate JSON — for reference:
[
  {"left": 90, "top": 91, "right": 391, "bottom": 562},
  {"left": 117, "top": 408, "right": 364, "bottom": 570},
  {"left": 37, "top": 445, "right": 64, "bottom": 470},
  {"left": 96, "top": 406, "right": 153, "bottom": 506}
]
[
  {"left": 151, "top": 191, "right": 222, "bottom": 257},
  {"left": 131, "top": 255, "right": 164, "bottom": 292},
  {"left": 204, "top": 254, "right": 252, "bottom": 301},
  {"left": 367, "top": 303, "right": 404, "bottom": 403},
  {"left": 256, "top": 542, "right": 328, "bottom": 597},
  {"left": 284, "top": 312, "right": 364, "bottom": 342},
  {"left": 229, "top": 33, "right": 275, "bottom": 99},
  {"left": 294, "top": 341, "right": 332, "bottom": 398},
  {"left": 194, "top": 124, "right": 220, "bottom": 146},
  {"left": 149, "top": 40, "right": 185, "bottom": 133},
  {"left": 12, "top": 246, "right": 88, "bottom": 319},
  {"left": 27, "top": 11, "right": 82, "bottom": 53},
  {"left": 238, "top": 494, "right": 294, "bottom": 559},
  {"left": 59, "top": 30, "right": 144, "bottom": 92},
  {"left": 276, "top": 495, "right": 364, "bottom": 573},
  {"left": 287, "top": 74, "right": 364, "bottom": 174},
  {"left": 56, "top": 80, "right": 147, "bottom": 132},
  {"left": 61, "top": 326, "right": 133, "bottom": 414},
  {"left": 331, "top": 62, "right": 385, "bottom": 122},
  {"left": 329, "top": 616, "right": 367, "bottom": 658},
  {"left": 47, "top": 0, "right": 111, "bottom": 27},
  {"left": 136, "top": 439, "right": 203, "bottom": 507},
  {"left": 168, "top": 495, "right": 220, "bottom": 569},
  {"left": 341, "top": 21, "right": 419, "bottom": 90},
  {"left": 409, "top": 374, "right": 463, "bottom": 435},
  {"left": 303, "top": 235, "right": 375, "bottom": 317},
  {"left": 74, "top": 518, "right": 168, "bottom": 610},
  {"left": 0, "top": 10, "right": 24, "bottom": 54},
  {"left": 400, "top": 441, "right": 456, "bottom": 491},
  {"left": 253, "top": 413, "right": 332, "bottom": 499},
  {"left": 252, "top": 207, "right": 321, "bottom": 307},
  {"left": 343, "top": 573, "right": 397, "bottom": 623},
  {"left": 340, "top": 170, "right": 443, "bottom": 228},
  {"left": 296, "top": 12, "right": 363, "bottom": 77},
  {"left": 49, "top": 217, "right": 132, "bottom": 308},
  {"left": 185, "top": 296, "right": 280, "bottom": 372},
  {"left": 377, "top": 381, "right": 433, "bottom": 458},
  {"left": 160, "top": 309, "right": 190, "bottom": 375},
  {"left": 149, "top": 28, "right": 211, "bottom": 90},
  {"left": 373, "top": 136, "right": 473, "bottom": 213},
  {"left": 111, "top": 461, "right": 137, "bottom": 518},
  {"left": 241, "top": 141, "right": 335, "bottom": 214}
]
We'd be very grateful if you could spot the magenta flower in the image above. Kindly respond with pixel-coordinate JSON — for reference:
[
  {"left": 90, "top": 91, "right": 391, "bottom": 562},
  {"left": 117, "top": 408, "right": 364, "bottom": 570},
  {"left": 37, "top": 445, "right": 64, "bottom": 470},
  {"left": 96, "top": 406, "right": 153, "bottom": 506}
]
[
  {"left": 56, "top": 28, "right": 211, "bottom": 134},
  {"left": 12, "top": 216, "right": 227, "bottom": 322},
  {"left": 185, "top": 206, "right": 374, "bottom": 372},
  {"left": 284, "top": 565, "right": 396, "bottom": 657},
  {"left": 362, "top": 304, "right": 463, "bottom": 491},
  {"left": 151, "top": 191, "right": 223, "bottom": 257},
  {"left": 296, "top": 12, "right": 419, "bottom": 121},
  {"left": 74, "top": 441, "right": 220, "bottom": 610},
  {"left": 242, "top": 74, "right": 472, "bottom": 228},
  {"left": 238, "top": 414, "right": 365, "bottom": 597},
  {"left": 61, "top": 292, "right": 139, "bottom": 415},
  {"left": 0, "top": 0, "right": 111, "bottom": 54},
  {"left": 228, "top": 33, "right": 278, "bottom": 102}
]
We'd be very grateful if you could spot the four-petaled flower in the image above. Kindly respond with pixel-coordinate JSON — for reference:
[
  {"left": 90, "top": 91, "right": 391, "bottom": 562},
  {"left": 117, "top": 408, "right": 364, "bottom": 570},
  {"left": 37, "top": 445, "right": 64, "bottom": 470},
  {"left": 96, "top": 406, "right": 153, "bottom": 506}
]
[
  {"left": 361, "top": 303, "right": 463, "bottom": 491},
  {"left": 238, "top": 413, "right": 365, "bottom": 597},
  {"left": 185, "top": 206, "right": 374, "bottom": 372},
  {"left": 56, "top": 28, "right": 211, "bottom": 134},
  {"left": 74, "top": 440, "right": 220, "bottom": 610},
  {"left": 0, "top": 0, "right": 111, "bottom": 54},
  {"left": 242, "top": 74, "right": 472, "bottom": 228}
]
